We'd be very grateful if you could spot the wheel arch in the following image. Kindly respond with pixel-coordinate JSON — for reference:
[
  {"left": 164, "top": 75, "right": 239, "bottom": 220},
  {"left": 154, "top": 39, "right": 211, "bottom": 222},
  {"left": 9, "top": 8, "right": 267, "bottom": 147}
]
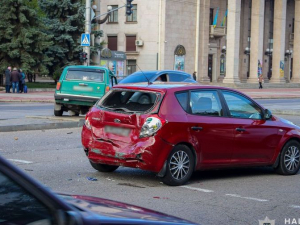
[
  {"left": 274, "top": 137, "right": 300, "bottom": 168},
  {"left": 174, "top": 142, "right": 198, "bottom": 171}
]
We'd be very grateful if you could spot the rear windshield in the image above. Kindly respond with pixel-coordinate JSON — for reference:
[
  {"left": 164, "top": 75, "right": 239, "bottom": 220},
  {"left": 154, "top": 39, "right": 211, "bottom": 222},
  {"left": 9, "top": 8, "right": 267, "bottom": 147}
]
[
  {"left": 99, "top": 90, "right": 159, "bottom": 113},
  {"left": 65, "top": 70, "right": 104, "bottom": 82}
]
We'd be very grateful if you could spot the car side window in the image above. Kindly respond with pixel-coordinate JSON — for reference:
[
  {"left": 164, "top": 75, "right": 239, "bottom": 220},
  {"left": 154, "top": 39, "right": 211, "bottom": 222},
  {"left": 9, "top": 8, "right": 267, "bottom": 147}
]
[
  {"left": 175, "top": 92, "right": 188, "bottom": 111},
  {"left": 190, "top": 90, "right": 223, "bottom": 116},
  {"left": 0, "top": 171, "right": 53, "bottom": 224},
  {"left": 168, "top": 74, "right": 186, "bottom": 82},
  {"left": 222, "top": 91, "right": 262, "bottom": 119}
]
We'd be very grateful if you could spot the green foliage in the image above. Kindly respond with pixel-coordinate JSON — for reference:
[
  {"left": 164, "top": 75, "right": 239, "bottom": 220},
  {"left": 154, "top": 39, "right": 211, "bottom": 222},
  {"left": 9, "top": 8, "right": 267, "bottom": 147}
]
[
  {"left": 39, "top": 0, "right": 85, "bottom": 77},
  {"left": 0, "top": 0, "right": 53, "bottom": 74},
  {"left": 24, "top": 0, "right": 45, "bottom": 17}
]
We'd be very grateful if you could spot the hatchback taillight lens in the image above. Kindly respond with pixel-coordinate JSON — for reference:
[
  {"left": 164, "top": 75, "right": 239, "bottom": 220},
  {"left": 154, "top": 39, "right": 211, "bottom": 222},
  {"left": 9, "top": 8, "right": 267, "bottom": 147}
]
[
  {"left": 85, "top": 117, "right": 92, "bottom": 130},
  {"left": 139, "top": 116, "right": 165, "bottom": 138},
  {"left": 56, "top": 82, "right": 61, "bottom": 91}
]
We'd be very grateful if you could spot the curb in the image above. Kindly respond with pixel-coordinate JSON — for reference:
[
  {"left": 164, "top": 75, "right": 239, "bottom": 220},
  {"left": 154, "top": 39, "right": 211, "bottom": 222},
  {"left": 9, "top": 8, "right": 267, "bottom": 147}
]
[
  {"left": 0, "top": 99, "right": 54, "bottom": 103},
  {"left": 0, "top": 119, "right": 85, "bottom": 132},
  {"left": 272, "top": 110, "right": 300, "bottom": 116}
]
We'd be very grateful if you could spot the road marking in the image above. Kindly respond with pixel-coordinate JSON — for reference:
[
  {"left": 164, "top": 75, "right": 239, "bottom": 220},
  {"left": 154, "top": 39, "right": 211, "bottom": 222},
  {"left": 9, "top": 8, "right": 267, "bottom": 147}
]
[
  {"left": 290, "top": 205, "right": 300, "bottom": 209},
  {"left": 182, "top": 186, "right": 214, "bottom": 193},
  {"left": 225, "top": 194, "right": 268, "bottom": 202},
  {"left": 8, "top": 159, "right": 33, "bottom": 164}
]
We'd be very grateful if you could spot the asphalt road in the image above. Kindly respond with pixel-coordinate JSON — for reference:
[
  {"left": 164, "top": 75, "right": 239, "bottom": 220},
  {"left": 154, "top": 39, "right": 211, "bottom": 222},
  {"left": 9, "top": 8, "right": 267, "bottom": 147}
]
[
  {"left": 1, "top": 114, "right": 300, "bottom": 225},
  {"left": 0, "top": 102, "right": 84, "bottom": 119},
  {"left": 0, "top": 98, "right": 300, "bottom": 119}
]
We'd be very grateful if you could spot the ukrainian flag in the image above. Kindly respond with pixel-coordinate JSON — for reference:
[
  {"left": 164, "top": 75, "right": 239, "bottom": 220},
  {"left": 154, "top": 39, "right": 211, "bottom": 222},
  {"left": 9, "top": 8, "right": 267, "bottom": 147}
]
[
  {"left": 213, "top": 7, "right": 219, "bottom": 28},
  {"left": 221, "top": 9, "right": 228, "bottom": 27}
]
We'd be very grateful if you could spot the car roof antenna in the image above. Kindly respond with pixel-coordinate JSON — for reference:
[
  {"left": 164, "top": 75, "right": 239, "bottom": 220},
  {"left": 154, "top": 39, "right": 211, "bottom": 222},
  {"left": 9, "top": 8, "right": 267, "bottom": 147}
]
[{"left": 136, "top": 64, "right": 152, "bottom": 85}]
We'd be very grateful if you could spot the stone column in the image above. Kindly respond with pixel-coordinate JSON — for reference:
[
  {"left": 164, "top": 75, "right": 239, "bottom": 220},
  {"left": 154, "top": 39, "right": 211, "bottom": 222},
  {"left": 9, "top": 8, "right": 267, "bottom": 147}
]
[
  {"left": 223, "top": 0, "right": 241, "bottom": 83},
  {"left": 248, "top": 0, "right": 265, "bottom": 83},
  {"left": 292, "top": 0, "right": 300, "bottom": 82},
  {"left": 197, "top": 0, "right": 210, "bottom": 83},
  {"left": 270, "top": 0, "right": 287, "bottom": 83}
]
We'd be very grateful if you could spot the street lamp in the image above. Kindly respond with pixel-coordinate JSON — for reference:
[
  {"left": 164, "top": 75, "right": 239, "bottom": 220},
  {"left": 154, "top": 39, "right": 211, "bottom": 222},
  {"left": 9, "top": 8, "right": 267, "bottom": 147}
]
[
  {"left": 285, "top": 49, "right": 293, "bottom": 81},
  {"left": 265, "top": 48, "right": 273, "bottom": 79},
  {"left": 221, "top": 46, "right": 226, "bottom": 54},
  {"left": 244, "top": 47, "right": 250, "bottom": 78}
]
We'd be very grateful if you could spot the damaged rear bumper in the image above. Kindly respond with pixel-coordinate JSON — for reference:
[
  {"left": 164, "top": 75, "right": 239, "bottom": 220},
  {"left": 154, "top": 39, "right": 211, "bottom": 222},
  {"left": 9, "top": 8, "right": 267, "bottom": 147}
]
[{"left": 81, "top": 126, "right": 173, "bottom": 173}]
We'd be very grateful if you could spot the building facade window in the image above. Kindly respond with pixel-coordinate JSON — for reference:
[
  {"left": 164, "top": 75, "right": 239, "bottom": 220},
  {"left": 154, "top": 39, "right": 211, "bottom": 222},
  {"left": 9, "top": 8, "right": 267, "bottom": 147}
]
[
  {"left": 126, "top": 35, "right": 136, "bottom": 52},
  {"left": 107, "top": 36, "right": 118, "bottom": 51},
  {"left": 127, "top": 60, "right": 136, "bottom": 75},
  {"left": 210, "top": 8, "right": 214, "bottom": 25},
  {"left": 126, "top": 4, "right": 137, "bottom": 22},
  {"left": 108, "top": 5, "right": 118, "bottom": 23}
]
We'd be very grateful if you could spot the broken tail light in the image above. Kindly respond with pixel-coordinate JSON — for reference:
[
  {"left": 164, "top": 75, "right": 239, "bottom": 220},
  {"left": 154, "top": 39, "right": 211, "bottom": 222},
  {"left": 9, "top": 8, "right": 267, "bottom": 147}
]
[
  {"left": 139, "top": 116, "right": 166, "bottom": 138},
  {"left": 85, "top": 117, "right": 92, "bottom": 130},
  {"left": 56, "top": 82, "right": 61, "bottom": 91}
]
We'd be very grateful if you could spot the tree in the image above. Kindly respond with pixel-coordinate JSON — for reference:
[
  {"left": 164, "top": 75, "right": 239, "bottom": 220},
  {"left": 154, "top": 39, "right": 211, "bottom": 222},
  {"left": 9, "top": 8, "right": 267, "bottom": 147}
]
[
  {"left": 39, "top": 0, "right": 85, "bottom": 76},
  {"left": 0, "top": 0, "right": 53, "bottom": 74}
]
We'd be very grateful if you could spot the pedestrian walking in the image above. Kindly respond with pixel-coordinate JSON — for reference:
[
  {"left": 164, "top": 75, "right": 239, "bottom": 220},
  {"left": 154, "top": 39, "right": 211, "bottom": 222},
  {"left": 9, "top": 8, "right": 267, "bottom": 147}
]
[
  {"left": 10, "top": 68, "right": 21, "bottom": 93},
  {"left": 193, "top": 71, "right": 197, "bottom": 81},
  {"left": 258, "top": 74, "right": 263, "bottom": 89},
  {"left": 18, "top": 69, "right": 26, "bottom": 93},
  {"left": 258, "top": 60, "right": 263, "bottom": 89},
  {"left": 5, "top": 67, "right": 11, "bottom": 93}
]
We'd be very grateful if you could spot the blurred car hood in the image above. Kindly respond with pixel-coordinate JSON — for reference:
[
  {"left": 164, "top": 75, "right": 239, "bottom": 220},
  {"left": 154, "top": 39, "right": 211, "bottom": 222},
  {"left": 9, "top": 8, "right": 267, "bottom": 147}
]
[{"left": 60, "top": 194, "right": 197, "bottom": 224}]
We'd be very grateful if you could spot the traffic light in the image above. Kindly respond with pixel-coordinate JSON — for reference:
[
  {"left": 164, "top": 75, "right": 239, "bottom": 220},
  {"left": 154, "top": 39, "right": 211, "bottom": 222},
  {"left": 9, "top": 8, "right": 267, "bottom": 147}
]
[
  {"left": 79, "top": 52, "right": 88, "bottom": 62},
  {"left": 126, "top": 0, "right": 134, "bottom": 16}
]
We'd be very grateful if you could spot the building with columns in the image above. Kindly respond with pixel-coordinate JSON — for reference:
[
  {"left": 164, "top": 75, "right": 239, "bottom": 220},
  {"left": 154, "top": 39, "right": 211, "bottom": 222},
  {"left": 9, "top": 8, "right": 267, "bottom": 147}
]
[{"left": 93, "top": 0, "right": 299, "bottom": 84}]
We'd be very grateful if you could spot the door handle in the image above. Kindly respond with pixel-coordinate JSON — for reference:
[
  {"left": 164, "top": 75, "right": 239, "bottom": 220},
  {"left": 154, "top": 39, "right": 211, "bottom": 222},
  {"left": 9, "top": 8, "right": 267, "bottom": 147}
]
[
  {"left": 79, "top": 83, "right": 88, "bottom": 86},
  {"left": 191, "top": 126, "right": 203, "bottom": 131},
  {"left": 236, "top": 128, "right": 246, "bottom": 132}
]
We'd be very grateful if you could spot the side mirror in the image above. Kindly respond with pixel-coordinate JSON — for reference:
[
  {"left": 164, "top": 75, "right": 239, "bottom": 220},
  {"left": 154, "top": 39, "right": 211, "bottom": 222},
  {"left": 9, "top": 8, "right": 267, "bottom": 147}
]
[{"left": 264, "top": 109, "right": 272, "bottom": 120}]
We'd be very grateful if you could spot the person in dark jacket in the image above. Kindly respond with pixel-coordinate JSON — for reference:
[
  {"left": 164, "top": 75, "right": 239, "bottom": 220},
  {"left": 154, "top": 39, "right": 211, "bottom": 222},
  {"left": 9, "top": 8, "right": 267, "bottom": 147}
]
[
  {"left": 193, "top": 71, "right": 197, "bottom": 81},
  {"left": 18, "top": 69, "right": 26, "bottom": 93},
  {"left": 5, "top": 67, "right": 11, "bottom": 93},
  {"left": 10, "top": 68, "right": 21, "bottom": 93}
]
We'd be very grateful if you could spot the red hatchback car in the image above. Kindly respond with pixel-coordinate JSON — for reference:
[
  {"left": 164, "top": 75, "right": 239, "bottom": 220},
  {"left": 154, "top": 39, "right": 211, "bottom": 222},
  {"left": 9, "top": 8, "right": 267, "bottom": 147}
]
[{"left": 81, "top": 83, "right": 300, "bottom": 186}]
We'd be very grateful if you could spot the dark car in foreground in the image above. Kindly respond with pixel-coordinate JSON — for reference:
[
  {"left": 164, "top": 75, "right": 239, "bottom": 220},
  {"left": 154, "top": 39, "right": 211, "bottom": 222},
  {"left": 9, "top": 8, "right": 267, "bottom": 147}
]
[
  {"left": 82, "top": 83, "right": 300, "bottom": 186},
  {"left": 0, "top": 155, "right": 196, "bottom": 224},
  {"left": 118, "top": 70, "right": 196, "bottom": 84}
]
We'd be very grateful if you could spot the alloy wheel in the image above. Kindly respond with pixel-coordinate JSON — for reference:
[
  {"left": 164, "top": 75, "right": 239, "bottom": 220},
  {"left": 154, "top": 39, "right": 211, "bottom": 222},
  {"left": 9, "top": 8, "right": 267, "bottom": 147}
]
[
  {"left": 284, "top": 145, "right": 300, "bottom": 172},
  {"left": 169, "top": 150, "right": 190, "bottom": 180}
]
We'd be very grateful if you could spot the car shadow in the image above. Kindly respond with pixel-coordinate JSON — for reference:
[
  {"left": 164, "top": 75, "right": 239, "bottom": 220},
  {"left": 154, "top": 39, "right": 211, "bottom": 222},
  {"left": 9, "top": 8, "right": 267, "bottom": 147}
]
[{"left": 189, "top": 167, "right": 279, "bottom": 183}]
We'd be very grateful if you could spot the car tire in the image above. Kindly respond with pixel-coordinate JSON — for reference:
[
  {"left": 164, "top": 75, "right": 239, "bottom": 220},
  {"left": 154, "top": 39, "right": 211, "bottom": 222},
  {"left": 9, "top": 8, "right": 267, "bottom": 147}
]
[
  {"left": 90, "top": 161, "right": 119, "bottom": 172},
  {"left": 161, "top": 145, "right": 195, "bottom": 186},
  {"left": 54, "top": 109, "right": 63, "bottom": 117},
  {"left": 275, "top": 140, "right": 300, "bottom": 175}
]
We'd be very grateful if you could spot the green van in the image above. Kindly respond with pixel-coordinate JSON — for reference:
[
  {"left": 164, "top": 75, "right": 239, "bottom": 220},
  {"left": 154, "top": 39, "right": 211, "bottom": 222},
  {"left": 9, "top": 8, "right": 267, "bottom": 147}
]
[{"left": 54, "top": 66, "right": 117, "bottom": 116}]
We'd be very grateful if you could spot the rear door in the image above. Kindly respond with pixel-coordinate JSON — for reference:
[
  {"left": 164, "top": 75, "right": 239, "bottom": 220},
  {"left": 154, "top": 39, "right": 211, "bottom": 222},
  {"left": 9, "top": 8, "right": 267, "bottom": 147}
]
[
  {"left": 60, "top": 68, "right": 107, "bottom": 98},
  {"left": 185, "top": 90, "right": 235, "bottom": 167}
]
